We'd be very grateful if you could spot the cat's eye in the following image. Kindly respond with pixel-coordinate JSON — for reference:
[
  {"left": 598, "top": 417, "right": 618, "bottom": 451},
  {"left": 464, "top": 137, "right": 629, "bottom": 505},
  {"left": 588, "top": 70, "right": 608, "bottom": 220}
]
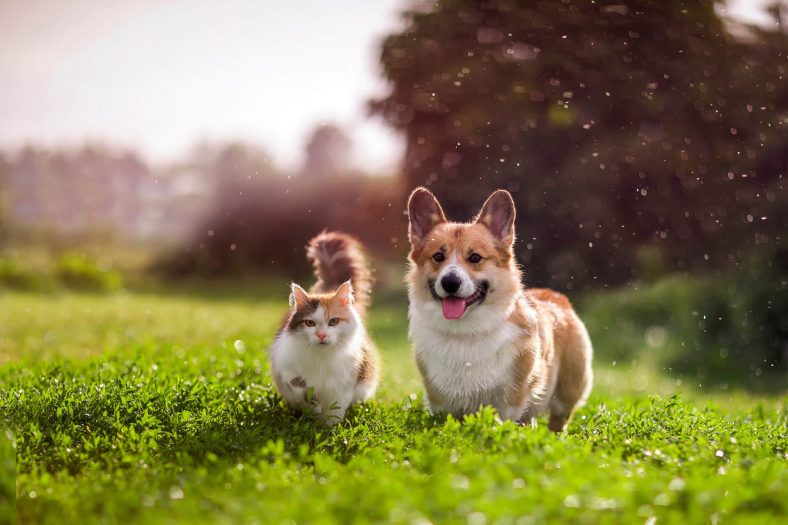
[
  {"left": 303, "top": 319, "right": 316, "bottom": 327},
  {"left": 432, "top": 252, "right": 445, "bottom": 262},
  {"left": 468, "top": 253, "right": 482, "bottom": 264},
  {"left": 328, "top": 318, "right": 340, "bottom": 326}
]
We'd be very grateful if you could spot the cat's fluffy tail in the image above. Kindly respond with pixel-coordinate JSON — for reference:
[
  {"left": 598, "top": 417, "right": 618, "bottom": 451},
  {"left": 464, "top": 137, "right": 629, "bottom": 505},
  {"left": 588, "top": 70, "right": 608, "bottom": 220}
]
[{"left": 306, "top": 231, "right": 373, "bottom": 316}]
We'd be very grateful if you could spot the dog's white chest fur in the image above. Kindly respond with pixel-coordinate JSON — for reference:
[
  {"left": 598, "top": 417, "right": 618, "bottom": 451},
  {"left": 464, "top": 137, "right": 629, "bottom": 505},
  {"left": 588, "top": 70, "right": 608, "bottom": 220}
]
[
  {"left": 415, "top": 322, "right": 521, "bottom": 394},
  {"left": 409, "top": 301, "right": 528, "bottom": 416}
]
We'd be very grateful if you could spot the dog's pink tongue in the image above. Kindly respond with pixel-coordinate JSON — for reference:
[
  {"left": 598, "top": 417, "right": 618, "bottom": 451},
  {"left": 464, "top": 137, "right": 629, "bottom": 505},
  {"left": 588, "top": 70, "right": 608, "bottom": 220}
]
[{"left": 442, "top": 297, "right": 466, "bottom": 319}]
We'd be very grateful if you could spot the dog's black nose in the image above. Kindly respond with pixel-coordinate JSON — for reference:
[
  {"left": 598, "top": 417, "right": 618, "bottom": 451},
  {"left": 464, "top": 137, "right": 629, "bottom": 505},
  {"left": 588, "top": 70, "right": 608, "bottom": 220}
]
[{"left": 440, "top": 273, "right": 461, "bottom": 294}]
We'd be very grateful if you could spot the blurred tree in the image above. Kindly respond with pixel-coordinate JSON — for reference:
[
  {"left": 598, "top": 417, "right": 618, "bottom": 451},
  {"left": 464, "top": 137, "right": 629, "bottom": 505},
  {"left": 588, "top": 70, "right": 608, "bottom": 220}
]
[
  {"left": 159, "top": 141, "right": 405, "bottom": 277},
  {"left": 372, "top": 0, "right": 787, "bottom": 289},
  {"left": 301, "top": 124, "right": 352, "bottom": 178},
  {"left": 190, "top": 142, "right": 279, "bottom": 273},
  {"left": 204, "top": 142, "right": 276, "bottom": 205}
]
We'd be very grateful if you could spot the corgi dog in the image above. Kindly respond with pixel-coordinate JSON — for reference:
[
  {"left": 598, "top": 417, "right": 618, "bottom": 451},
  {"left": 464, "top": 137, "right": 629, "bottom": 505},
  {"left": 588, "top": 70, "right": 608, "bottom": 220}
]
[
  {"left": 269, "top": 231, "right": 378, "bottom": 425},
  {"left": 406, "top": 188, "right": 593, "bottom": 431}
]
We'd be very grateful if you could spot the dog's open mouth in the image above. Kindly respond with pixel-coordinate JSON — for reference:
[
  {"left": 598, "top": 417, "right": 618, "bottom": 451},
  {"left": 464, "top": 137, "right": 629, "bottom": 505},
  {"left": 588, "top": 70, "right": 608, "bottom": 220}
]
[{"left": 438, "top": 281, "right": 489, "bottom": 320}]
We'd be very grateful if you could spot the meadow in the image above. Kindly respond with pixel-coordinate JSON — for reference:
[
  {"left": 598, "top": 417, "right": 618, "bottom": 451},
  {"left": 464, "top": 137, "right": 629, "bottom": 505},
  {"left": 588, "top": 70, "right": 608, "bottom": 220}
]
[{"left": 0, "top": 277, "right": 785, "bottom": 524}]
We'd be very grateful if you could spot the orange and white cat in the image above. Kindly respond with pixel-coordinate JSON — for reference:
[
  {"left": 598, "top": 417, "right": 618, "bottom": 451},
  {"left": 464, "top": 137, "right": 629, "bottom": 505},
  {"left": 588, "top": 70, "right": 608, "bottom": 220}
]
[
  {"left": 406, "top": 188, "right": 593, "bottom": 431},
  {"left": 269, "top": 231, "right": 378, "bottom": 425}
]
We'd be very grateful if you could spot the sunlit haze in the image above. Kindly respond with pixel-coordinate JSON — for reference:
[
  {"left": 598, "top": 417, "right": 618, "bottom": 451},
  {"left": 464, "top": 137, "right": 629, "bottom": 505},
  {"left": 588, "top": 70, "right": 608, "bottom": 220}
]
[{"left": 0, "top": 0, "right": 405, "bottom": 171}]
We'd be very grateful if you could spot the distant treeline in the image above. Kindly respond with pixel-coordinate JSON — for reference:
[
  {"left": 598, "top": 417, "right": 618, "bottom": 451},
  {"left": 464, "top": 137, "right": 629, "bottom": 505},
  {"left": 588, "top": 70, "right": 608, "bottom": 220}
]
[{"left": 0, "top": 145, "right": 212, "bottom": 244}]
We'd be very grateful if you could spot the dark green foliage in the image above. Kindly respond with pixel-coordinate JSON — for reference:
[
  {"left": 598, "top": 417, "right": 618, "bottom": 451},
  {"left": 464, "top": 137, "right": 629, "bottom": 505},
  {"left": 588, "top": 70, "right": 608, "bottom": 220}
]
[
  {"left": 0, "top": 429, "right": 14, "bottom": 525},
  {"left": 372, "top": 0, "right": 787, "bottom": 289},
  {"left": 582, "top": 248, "right": 787, "bottom": 391},
  {"left": 688, "top": 248, "right": 788, "bottom": 375}
]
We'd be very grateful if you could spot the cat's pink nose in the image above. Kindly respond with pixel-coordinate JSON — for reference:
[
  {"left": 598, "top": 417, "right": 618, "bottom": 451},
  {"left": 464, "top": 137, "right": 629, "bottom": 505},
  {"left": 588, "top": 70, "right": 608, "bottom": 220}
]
[{"left": 316, "top": 331, "right": 327, "bottom": 340}]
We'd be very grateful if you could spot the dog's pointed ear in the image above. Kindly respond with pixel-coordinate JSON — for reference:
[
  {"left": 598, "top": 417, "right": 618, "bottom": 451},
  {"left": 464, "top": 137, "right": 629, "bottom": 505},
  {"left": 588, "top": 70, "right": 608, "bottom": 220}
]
[
  {"left": 408, "top": 187, "right": 446, "bottom": 245},
  {"left": 475, "top": 190, "right": 516, "bottom": 247}
]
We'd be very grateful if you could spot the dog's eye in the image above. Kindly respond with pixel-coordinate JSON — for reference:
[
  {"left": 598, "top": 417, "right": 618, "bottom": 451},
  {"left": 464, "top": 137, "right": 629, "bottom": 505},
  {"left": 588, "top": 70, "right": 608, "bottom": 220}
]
[
  {"left": 468, "top": 253, "right": 483, "bottom": 264},
  {"left": 303, "top": 319, "right": 316, "bottom": 327},
  {"left": 328, "top": 318, "right": 340, "bottom": 326},
  {"left": 432, "top": 252, "right": 445, "bottom": 262}
]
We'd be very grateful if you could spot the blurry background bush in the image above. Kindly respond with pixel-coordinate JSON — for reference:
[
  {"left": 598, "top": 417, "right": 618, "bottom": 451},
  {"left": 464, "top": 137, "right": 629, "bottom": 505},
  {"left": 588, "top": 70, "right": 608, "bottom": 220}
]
[
  {"left": 581, "top": 245, "right": 787, "bottom": 388},
  {"left": 154, "top": 141, "right": 404, "bottom": 277},
  {"left": 55, "top": 253, "right": 123, "bottom": 292},
  {"left": 0, "top": 252, "right": 122, "bottom": 292}
]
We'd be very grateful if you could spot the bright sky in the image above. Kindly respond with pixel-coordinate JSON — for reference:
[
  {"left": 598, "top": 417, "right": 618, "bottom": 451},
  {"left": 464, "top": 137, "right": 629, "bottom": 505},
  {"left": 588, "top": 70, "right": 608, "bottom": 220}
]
[
  {"left": 0, "top": 0, "right": 780, "bottom": 171},
  {"left": 0, "top": 0, "right": 405, "bottom": 171}
]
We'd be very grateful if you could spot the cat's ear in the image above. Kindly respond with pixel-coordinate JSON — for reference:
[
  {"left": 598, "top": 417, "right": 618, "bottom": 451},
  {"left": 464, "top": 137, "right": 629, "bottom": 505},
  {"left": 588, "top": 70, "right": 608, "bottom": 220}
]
[
  {"left": 333, "top": 280, "right": 354, "bottom": 306},
  {"left": 289, "top": 283, "right": 309, "bottom": 311}
]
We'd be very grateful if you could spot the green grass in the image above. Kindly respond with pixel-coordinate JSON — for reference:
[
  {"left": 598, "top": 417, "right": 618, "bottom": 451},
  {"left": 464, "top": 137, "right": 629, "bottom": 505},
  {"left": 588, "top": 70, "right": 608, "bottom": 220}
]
[{"left": 1, "top": 283, "right": 786, "bottom": 524}]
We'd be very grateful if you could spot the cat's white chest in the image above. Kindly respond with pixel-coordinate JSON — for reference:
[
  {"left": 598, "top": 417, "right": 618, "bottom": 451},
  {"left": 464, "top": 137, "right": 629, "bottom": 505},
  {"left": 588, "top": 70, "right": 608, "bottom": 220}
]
[{"left": 270, "top": 334, "right": 360, "bottom": 406}]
